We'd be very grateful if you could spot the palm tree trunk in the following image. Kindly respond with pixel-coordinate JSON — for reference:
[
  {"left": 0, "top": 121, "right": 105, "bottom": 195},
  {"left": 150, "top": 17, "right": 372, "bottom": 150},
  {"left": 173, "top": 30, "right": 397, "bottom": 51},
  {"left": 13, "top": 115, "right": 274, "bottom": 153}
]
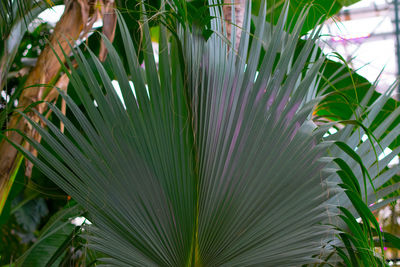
[
  {"left": 0, "top": 0, "right": 85, "bottom": 213},
  {"left": 0, "top": 0, "right": 117, "bottom": 213},
  {"left": 223, "top": 0, "right": 245, "bottom": 50}
]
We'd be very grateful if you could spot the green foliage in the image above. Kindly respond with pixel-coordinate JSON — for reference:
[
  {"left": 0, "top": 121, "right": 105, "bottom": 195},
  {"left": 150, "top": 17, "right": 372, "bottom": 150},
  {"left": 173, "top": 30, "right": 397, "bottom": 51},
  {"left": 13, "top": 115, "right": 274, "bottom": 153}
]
[
  {"left": 13, "top": 197, "right": 48, "bottom": 234},
  {"left": 15, "top": 202, "right": 84, "bottom": 267},
  {"left": 317, "top": 59, "right": 400, "bottom": 151},
  {"left": 333, "top": 166, "right": 387, "bottom": 266},
  {"left": 316, "top": 59, "right": 372, "bottom": 121},
  {"left": 320, "top": 66, "right": 400, "bottom": 265}
]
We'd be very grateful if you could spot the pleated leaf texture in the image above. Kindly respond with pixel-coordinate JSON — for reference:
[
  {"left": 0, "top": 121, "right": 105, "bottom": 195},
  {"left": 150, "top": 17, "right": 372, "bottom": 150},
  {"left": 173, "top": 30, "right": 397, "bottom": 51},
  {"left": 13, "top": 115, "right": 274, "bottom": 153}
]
[{"left": 14, "top": 1, "right": 399, "bottom": 266}]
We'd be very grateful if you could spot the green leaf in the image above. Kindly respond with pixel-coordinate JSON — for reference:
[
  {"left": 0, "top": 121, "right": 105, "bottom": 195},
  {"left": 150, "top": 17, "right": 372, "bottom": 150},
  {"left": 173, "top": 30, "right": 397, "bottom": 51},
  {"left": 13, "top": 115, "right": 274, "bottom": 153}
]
[
  {"left": 337, "top": 0, "right": 361, "bottom": 6},
  {"left": 13, "top": 197, "right": 48, "bottom": 233},
  {"left": 381, "top": 232, "right": 400, "bottom": 250},
  {"left": 16, "top": 202, "right": 84, "bottom": 267}
]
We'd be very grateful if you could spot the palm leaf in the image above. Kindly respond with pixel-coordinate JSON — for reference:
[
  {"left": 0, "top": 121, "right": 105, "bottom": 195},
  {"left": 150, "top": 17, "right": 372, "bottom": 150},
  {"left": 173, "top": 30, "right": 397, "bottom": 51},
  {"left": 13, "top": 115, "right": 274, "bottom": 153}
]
[
  {"left": 8, "top": 0, "right": 400, "bottom": 266},
  {"left": 325, "top": 82, "right": 400, "bottom": 212},
  {"left": 185, "top": 1, "right": 333, "bottom": 265}
]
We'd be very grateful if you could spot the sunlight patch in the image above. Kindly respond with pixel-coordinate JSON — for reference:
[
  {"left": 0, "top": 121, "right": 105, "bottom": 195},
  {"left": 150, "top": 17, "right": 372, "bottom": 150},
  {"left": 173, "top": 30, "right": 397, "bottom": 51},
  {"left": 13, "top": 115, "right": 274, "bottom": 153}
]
[
  {"left": 38, "top": 5, "right": 65, "bottom": 25},
  {"left": 71, "top": 216, "right": 92, "bottom": 226}
]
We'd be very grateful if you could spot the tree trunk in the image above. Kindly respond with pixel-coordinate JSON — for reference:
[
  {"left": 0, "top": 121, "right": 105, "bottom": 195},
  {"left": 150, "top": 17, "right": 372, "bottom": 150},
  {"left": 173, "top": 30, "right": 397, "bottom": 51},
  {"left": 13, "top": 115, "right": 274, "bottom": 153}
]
[
  {"left": 0, "top": 0, "right": 117, "bottom": 213},
  {"left": 0, "top": 0, "right": 85, "bottom": 212},
  {"left": 223, "top": 0, "right": 246, "bottom": 50}
]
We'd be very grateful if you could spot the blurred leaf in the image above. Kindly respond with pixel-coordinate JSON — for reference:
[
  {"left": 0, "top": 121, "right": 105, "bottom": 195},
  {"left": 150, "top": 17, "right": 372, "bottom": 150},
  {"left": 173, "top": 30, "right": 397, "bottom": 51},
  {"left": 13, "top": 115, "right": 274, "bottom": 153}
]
[
  {"left": 381, "top": 232, "right": 400, "bottom": 250},
  {"left": 316, "top": 59, "right": 371, "bottom": 121},
  {"left": 337, "top": 0, "right": 361, "bottom": 6},
  {"left": 13, "top": 196, "right": 48, "bottom": 233},
  {"left": 15, "top": 202, "right": 83, "bottom": 267},
  {"left": 0, "top": 160, "right": 26, "bottom": 225}
]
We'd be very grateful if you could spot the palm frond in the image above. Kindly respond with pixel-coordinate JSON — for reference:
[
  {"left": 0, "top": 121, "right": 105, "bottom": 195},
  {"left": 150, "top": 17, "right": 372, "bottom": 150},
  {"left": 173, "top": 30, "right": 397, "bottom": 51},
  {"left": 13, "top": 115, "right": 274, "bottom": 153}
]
[
  {"left": 325, "top": 82, "right": 400, "bottom": 212},
  {"left": 184, "top": 1, "right": 335, "bottom": 265}
]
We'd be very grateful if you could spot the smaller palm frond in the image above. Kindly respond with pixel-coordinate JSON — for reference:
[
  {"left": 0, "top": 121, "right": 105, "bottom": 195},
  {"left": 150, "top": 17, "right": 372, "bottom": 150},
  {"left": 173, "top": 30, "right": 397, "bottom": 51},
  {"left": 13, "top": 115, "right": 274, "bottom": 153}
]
[
  {"left": 325, "top": 81, "right": 400, "bottom": 212},
  {"left": 0, "top": 0, "right": 55, "bottom": 38}
]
